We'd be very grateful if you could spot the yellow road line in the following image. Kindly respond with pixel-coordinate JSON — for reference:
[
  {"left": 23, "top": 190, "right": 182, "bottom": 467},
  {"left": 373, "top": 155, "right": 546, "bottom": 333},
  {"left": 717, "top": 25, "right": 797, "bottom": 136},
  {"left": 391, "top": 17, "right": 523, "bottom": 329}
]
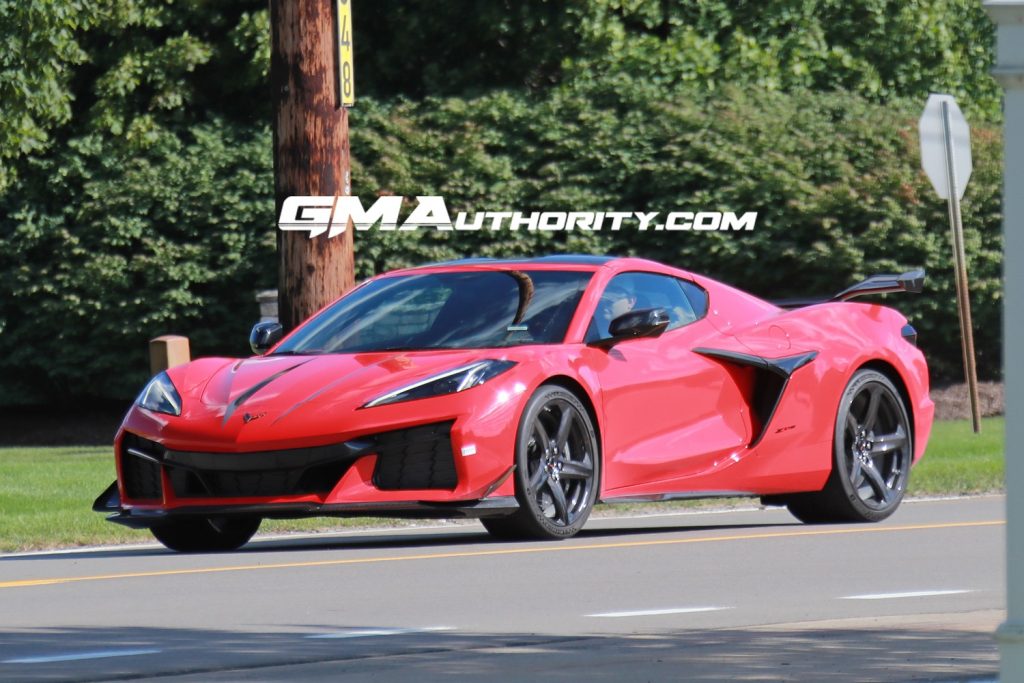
[{"left": 0, "top": 520, "right": 1003, "bottom": 590}]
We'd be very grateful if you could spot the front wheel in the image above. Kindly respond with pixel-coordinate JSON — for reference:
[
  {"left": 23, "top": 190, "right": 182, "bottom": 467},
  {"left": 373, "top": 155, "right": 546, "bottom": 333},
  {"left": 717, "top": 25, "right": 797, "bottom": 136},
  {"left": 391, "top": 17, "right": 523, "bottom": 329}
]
[
  {"left": 482, "top": 386, "right": 600, "bottom": 540},
  {"left": 151, "top": 516, "right": 261, "bottom": 552},
  {"left": 787, "top": 369, "right": 912, "bottom": 524}
]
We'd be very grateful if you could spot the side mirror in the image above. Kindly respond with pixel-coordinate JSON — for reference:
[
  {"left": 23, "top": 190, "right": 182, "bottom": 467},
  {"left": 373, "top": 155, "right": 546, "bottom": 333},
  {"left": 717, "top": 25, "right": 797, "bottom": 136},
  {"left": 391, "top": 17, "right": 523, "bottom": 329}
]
[
  {"left": 602, "top": 308, "right": 670, "bottom": 346},
  {"left": 249, "top": 321, "right": 283, "bottom": 355}
]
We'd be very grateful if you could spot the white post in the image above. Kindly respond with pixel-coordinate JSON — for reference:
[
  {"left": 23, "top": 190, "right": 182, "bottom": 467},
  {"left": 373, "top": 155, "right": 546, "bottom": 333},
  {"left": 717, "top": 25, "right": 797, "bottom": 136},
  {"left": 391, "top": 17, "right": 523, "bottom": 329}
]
[{"left": 985, "top": 2, "right": 1024, "bottom": 679}]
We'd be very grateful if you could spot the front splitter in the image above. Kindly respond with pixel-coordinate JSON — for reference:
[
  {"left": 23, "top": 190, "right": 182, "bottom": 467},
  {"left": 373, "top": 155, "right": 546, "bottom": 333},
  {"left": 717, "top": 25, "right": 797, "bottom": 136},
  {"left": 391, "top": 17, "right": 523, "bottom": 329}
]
[{"left": 99, "top": 496, "right": 520, "bottom": 529}]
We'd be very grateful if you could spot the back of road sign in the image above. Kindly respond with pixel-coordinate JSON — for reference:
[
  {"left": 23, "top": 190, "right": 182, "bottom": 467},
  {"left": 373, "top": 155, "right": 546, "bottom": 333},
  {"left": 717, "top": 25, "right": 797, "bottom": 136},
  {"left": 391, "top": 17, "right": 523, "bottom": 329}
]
[{"left": 919, "top": 94, "right": 973, "bottom": 200}]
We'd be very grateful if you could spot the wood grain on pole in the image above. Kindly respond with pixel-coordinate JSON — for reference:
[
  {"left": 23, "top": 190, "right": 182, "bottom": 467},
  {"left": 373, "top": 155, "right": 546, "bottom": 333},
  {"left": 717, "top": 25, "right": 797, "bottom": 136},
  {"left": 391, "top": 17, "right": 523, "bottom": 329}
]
[{"left": 270, "top": 0, "right": 355, "bottom": 332}]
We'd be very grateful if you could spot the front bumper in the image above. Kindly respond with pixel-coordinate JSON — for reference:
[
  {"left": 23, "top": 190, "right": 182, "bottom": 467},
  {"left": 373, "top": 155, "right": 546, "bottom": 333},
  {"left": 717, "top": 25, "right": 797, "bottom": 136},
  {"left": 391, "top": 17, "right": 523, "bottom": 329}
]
[
  {"left": 96, "top": 416, "right": 520, "bottom": 527},
  {"left": 117, "top": 420, "right": 462, "bottom": 502}
]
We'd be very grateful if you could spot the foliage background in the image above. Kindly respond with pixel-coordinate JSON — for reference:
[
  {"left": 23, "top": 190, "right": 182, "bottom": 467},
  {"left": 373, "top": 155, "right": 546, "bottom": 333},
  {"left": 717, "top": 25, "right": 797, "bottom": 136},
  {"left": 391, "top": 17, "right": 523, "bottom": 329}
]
[{"left": 0, "top": 0, "right": 1003, "bottom": 405}]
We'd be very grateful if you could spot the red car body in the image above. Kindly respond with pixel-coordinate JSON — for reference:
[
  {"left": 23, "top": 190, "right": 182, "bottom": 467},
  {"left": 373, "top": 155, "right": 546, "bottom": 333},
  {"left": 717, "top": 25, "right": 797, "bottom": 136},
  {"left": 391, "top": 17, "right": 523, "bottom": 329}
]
[{"left": 95, "top": 256, "right": 933, "bottom": 539}]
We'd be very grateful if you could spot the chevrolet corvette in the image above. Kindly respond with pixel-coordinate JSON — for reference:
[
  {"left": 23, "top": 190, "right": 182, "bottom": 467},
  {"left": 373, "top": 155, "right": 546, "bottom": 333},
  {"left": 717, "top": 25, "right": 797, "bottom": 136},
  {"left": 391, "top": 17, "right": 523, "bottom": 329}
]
[{"left": 94, "top": 255, "right": 933, "bottom": 552}]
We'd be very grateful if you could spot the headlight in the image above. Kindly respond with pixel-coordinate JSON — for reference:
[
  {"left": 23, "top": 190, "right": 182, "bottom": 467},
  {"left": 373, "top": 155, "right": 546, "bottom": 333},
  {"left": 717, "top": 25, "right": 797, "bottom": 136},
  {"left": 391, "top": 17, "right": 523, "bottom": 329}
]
[
  {"left": 363, "top": 360, "right": 517, "bottom": 408},
  {"left": 136, "top": 371, "right": 182, "bottom": 416}
]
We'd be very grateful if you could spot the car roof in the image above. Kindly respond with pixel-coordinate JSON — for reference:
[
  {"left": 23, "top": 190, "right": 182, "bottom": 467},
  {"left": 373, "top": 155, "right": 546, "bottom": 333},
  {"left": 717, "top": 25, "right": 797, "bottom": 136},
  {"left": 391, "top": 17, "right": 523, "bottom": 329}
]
[
  {"left": 393, "top": 254, "right": 690, "bottom": 274},
  {"left": 424, "top": 254, "right": 615, "bottom": 267},
  {"left": 371, "top": 255, "right": 702, "bottom": 285}
]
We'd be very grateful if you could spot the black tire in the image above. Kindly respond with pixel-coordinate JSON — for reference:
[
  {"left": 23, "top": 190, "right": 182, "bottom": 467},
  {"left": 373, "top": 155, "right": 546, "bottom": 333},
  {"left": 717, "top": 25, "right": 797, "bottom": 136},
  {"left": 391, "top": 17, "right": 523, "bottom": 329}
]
[
  {"left": 481, "top": 386, "right": 600, "bottom": 540},
  {"left": 787, "top": 369, "right": 912, "bottom": 524},
  {"left": 151, "top": 516, "right": 261, "bottom": 552}
]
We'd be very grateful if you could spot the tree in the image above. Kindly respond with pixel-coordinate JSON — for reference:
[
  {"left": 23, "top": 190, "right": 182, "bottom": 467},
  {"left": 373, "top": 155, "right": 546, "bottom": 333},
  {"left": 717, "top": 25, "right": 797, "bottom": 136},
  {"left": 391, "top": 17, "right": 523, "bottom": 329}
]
[{"left": 0, "top": 0, "right": 98, "bottom": 192}]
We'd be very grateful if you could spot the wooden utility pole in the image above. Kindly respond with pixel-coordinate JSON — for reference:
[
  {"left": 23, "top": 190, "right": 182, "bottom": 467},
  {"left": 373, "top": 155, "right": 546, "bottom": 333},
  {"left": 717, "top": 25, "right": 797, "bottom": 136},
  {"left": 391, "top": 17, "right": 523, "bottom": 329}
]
[{"left": 270, "top": 0, "right": 355, "bottom": 331}]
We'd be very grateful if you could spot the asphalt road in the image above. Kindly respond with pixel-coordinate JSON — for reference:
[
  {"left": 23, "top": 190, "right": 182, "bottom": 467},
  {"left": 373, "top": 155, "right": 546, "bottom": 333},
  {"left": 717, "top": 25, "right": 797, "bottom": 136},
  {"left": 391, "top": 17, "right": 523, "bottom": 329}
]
[{"left": 0, "top": 497, "right": 1006, "bottom": 682}]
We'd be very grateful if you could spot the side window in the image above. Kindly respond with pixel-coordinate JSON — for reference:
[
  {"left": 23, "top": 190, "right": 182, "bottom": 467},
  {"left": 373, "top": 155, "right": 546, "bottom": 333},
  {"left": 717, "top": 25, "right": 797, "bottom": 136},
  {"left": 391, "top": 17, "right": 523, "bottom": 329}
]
[
  {"left": 677, "top": 279, "right": 709, "bottom": 320},
  {"left": 587, "top": 272, "right": 700, "bottom": 342}
]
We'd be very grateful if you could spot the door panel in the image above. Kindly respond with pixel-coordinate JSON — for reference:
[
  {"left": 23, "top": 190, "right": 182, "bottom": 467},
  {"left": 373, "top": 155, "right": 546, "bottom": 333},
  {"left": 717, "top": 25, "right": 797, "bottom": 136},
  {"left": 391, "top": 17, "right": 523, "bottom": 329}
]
[{"left": 588, "top": 320, "right": 751, "bottom": 493}]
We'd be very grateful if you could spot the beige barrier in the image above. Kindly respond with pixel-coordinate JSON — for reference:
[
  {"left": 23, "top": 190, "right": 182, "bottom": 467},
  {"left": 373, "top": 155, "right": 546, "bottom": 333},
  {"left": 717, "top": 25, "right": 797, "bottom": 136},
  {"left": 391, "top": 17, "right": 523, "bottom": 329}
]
[{"left": 148, "top": 335, "right": 191, "bottom": 376}]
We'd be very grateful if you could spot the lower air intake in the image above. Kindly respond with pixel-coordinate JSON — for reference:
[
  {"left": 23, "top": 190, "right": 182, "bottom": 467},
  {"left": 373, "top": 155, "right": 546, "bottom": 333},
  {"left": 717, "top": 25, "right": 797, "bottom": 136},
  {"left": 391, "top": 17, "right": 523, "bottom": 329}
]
[
  {"left": 372, "top": 421, "right": 457, "bottom": 491},
  {"left": 120, "top": 434, "right": 163, "bottom": 500}
]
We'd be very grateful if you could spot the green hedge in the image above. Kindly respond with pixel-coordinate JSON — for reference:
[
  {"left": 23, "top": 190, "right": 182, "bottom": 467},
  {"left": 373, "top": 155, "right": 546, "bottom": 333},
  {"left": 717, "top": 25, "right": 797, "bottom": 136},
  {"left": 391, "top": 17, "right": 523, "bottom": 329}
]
[
  {"left": 0, "top": 1, "right": 1003, "bottom": 406},
  {"left": 1, "top": 81, "right": 999, "bottom": 404},
  {"left": 0, "top": 122, "right": 275, "bottom": 403},
  {"left": 349, "top": 82, "right": 1003, "bottom": 386}
]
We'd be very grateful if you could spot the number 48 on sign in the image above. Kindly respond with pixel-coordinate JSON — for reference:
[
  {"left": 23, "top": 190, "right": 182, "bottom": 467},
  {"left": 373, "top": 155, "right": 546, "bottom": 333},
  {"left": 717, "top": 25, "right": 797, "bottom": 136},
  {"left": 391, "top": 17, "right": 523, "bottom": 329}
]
[{"left": 336, "top": 0, "right": 354, "bottom": 107}]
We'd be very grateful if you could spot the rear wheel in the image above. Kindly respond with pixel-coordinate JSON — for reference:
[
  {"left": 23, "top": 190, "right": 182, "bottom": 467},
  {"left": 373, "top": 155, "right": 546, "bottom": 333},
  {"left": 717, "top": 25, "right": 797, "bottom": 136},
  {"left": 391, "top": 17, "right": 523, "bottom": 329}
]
[
  {"left": 151, "top": 516, "right": 261, "bottom": 552},
  {"left": 481, "top": 386, "right": 599, "bottom": 540},
  {"left": 787, "top": 369, "right": 912, "bottom": 524}
]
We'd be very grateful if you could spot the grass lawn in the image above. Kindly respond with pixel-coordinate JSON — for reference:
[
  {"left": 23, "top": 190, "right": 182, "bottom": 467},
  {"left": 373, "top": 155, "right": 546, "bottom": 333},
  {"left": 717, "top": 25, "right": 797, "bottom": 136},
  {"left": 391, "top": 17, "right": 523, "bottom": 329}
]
[
  {"left": 0, "top": 417, "right": 1004, "bottom": 552},
  {"left": 909, "top": 417, "right": 1005, "bottom": 495},
  {"left": 0, "top": 446, "right": 126, "bottom": 551},
  {"left": 0, "top": 447, "right": 398, "bottom": 552}
]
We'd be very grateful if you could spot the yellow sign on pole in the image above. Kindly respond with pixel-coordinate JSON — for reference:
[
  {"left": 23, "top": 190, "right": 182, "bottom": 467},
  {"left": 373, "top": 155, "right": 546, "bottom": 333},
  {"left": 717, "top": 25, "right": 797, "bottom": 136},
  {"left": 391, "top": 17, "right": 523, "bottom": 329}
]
[{"left": 337, "top": 0, "right": 354, "bottom": 107}]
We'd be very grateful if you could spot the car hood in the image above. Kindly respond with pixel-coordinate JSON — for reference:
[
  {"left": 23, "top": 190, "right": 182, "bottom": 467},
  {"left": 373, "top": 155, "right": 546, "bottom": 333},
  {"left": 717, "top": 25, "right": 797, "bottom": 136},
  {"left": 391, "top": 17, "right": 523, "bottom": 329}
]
[{"left": 157, "top": 350, "right": 510, "bottom": 448}]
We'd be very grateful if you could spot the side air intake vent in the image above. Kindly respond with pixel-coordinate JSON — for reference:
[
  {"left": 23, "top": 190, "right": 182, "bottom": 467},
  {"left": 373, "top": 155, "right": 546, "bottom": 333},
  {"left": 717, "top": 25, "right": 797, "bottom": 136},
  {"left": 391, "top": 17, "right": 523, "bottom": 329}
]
[{"left": 693, "top": 349, "right": 818, "bottom": 447}]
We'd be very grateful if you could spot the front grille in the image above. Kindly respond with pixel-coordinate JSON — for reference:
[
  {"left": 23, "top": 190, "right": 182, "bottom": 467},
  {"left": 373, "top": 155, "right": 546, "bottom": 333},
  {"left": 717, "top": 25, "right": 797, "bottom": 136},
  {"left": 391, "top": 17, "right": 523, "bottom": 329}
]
[
  {"left": 165, "top": 444, "right": 357, "bottom": 499},
  {"left": 120, "top": 433, "right": 163, "bottom": 500},
  {"left": 166, "top": 458, "right": 353, "bottom": 498},
  {"left": 372, "top": 421, "right": 457, "bottom": 491},
  {"left": 119, "top": 433, "right": 357, "bottom": 500}
]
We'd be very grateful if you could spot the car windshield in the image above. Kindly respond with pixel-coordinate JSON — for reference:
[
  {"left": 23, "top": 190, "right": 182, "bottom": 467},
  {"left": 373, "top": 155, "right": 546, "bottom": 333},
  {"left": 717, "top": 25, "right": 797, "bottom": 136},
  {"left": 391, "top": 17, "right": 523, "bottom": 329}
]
[{"left": 272, "top": 269, "right": 594, "bottom": 354}]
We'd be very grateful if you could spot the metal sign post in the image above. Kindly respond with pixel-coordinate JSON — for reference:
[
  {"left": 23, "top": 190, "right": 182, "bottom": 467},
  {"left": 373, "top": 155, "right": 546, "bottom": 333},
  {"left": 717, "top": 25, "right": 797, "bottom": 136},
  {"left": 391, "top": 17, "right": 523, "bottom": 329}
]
[
  {"left": 984, "top": 4, "right": 1024, "bottom": 677},
  {"left": 919, "top": 94, "right": 982, "bottom": 433}
]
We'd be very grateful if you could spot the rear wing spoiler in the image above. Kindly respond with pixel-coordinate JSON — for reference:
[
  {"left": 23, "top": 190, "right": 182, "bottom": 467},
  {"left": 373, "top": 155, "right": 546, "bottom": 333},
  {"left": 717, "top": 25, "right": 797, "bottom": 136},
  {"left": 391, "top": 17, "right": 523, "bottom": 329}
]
[{"left": 772, "top": 269, "right": 925, "bottom": 310}]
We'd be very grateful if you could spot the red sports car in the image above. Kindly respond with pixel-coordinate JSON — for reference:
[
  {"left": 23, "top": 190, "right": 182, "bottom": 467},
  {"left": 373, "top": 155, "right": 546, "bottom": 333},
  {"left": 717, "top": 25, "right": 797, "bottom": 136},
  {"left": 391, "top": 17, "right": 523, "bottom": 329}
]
[{"left": 94, "top": 255, "right": 933, "bottom": 552}]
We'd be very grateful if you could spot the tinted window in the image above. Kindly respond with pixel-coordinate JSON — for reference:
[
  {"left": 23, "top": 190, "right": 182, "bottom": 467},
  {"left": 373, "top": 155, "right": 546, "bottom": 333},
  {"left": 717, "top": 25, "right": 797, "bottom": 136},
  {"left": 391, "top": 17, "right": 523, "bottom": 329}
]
[
  {"left": 274, "top": 270, "right": 593, "bottom": 353},
  {"left": 588, "top": 272, "right": 699, "bottom": 342},
  {"left": 678, "top": 279, "right": 709, "bottom": 319}
]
